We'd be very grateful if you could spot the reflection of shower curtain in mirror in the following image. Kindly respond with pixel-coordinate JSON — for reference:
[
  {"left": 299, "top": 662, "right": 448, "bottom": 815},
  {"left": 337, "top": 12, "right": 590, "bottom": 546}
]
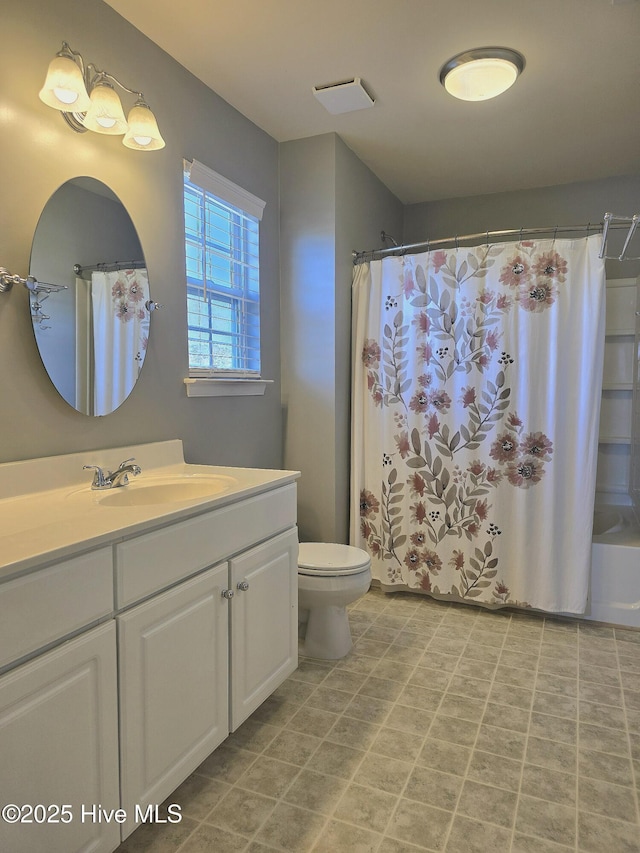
[{"left": 91, "top": 269, "right": 150, "bottom": 416}]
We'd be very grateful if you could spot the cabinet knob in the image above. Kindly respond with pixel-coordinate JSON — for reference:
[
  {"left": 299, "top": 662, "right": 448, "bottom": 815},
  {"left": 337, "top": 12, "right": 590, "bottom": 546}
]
[
  {"left": 221, "top": 589, "right": 234, "bottom": 600},
  {"left": 237, "top": 581, "right": 250, "bottom": 592}
]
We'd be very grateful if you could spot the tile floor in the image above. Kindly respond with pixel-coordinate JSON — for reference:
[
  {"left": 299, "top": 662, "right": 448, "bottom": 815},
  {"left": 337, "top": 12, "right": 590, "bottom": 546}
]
[{"left": 117, "top": 588, "right": 640, "bottom": 853}]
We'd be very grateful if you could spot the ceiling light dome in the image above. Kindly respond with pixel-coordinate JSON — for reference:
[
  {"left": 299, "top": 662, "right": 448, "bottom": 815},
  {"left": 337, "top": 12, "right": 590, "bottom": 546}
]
[{"left": 439, "top": 47, "right": 525, "bottom": 102}]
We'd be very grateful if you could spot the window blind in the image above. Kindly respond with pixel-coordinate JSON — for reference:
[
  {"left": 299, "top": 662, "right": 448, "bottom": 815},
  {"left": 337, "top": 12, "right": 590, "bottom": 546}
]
[{"left": 183, "top": 160, "right": 265, "bottom": 377}]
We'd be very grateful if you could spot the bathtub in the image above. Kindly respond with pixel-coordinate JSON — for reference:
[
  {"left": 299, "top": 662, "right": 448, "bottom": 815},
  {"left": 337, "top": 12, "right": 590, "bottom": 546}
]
[{"left": 586, "top": 505, "right": 640, "bottom": 627}]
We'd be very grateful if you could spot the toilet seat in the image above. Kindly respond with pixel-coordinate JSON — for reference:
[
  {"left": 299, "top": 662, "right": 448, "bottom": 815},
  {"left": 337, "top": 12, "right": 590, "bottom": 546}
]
[{"left": 298, "top": 542, "right": 371, "bottom": 577}]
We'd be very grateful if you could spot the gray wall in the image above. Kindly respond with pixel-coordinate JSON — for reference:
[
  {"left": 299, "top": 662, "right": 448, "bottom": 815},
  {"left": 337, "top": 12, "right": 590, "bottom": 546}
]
[
  {"left": 0, "top": 0, "right": 282, "bottom": 468},
  {"left": 404, "top": 175, "right": 640, "bottom": 280},
  {"left": 334, "top": 137, "right": 404, "bottom": 542},
  {"left": 280, "top": 135, "right": 337, "bottom": 541},
  {"left": 280, "top": 133, "right": 403, "bottom": 543}
]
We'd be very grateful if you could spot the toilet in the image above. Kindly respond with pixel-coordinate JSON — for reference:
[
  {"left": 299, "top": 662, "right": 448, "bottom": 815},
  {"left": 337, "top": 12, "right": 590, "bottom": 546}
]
[{"left": 297, "top": 542, "right": 372, "bottom": 660}]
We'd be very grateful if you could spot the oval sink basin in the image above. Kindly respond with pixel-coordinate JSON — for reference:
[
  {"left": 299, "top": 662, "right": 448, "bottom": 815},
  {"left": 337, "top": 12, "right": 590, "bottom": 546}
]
[{"left": 97, "top": 476, "right": 236, "bottom": 507}]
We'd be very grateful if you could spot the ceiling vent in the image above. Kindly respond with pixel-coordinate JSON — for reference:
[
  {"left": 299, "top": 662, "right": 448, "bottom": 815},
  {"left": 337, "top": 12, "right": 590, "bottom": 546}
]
[{"left": 312, "top": 78, "right": 375, "bottom": 115}]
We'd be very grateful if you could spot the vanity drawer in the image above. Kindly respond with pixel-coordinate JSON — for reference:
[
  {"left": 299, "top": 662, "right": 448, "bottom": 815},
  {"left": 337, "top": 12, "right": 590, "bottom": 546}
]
[
  {"left": 0, "top": 547, "right": 114, "bottom": 670},
  {"left": 116, "top": 484, "right": 297, "bottom": 607}
]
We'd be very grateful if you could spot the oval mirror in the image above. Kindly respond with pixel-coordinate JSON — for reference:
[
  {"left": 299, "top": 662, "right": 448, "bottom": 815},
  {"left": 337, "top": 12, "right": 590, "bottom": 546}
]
[{"left": 29, "top": 177, "right": 150, "bottom": 416}]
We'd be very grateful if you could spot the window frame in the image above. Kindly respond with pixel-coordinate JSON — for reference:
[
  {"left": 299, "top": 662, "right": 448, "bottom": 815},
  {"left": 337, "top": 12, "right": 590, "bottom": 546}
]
[{"left": 183, "top": 159, "right": 266, "bottom": 385}]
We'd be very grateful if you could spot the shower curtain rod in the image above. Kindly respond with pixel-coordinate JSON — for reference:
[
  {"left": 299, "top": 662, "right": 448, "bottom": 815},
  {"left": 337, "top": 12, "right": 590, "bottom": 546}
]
[
  {"left": 73, "top": 260, "right": 146, "bottom": 275},
  {"left": 352, "top": 213, "right": 639, "bottom": 264}
]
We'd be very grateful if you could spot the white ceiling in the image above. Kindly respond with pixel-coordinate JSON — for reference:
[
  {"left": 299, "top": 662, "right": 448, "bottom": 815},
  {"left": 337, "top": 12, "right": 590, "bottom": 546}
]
[{"left": 105, "top": 0, "right": 640, "bottom": 205}]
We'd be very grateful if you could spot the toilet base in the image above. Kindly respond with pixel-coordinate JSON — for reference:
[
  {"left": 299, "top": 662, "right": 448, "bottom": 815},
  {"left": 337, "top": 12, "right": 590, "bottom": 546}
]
[{"left": 301, "top": 605, "right": 352, "bottom": 660}]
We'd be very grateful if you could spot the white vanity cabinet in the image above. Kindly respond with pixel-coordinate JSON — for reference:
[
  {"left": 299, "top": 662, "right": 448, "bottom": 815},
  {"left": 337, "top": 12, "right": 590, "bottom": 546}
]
[
  {"left": 230, "top": 528, "right": 299, "bottom": 729},
  {"left": 118, "top": 564, "right": 230, "bottom": 828},
  {"left": 0, "top": 447, "right": 299, "bottom": 853},
  {"left": 0, "top": 622, "right": 120, "bottom": 853},
  {"left": 114, "top": 483, "right": 298, "bottom": 840}
]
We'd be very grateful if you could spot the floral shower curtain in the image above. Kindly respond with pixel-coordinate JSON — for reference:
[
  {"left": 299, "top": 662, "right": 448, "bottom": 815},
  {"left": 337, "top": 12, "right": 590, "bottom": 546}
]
[
  {"left": 351, "top": 235, "right": 605, "bottom": 613},
  {"left": 92, "top": 268, "right": 149, "bottom": 416}
]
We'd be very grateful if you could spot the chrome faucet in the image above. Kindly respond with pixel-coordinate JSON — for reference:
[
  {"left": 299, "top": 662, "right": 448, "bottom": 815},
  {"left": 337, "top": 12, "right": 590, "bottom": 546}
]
[{"left": 83, "top": 457, "right": 142, "bottom": 490}]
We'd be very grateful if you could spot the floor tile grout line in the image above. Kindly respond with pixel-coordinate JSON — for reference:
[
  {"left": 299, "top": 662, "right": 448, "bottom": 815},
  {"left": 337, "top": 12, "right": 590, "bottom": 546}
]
[
  {"left": 278, "top": 664, "right": 379, "bottom": 853},
  {"left": 212, "top": 744, "right": 321, "bottom": 852},
  {"left": 316, "top": 597, "right": 456, "bottom": 851},
  {"left": 171, "top": 764, "right": 282, "bottom": 853},
  {"left": 319, "top": 596, "right": 479, "bottom": 848},
  {"left": 575, "top": 621, "right": 583, "bottom": 853},
  {"left": 506, "top": 615, "right": 544, "bottom": 853},
  {"left": 196, "top": 695, "right": 344, "bottom": 853},
  {"left": 218, "top": 611, "right": 606, "bottom": 851},
  {"left": 130, "top": 592, "right": 640, "bottom": 853},
  {"left": 437, "top": 612, "right": 514, "bottom": 853},
  {"left": 372, "top": 601, "right": 567, "bottom": 849},
  {"left": 363, "top": 602, "right": 480, "bottom": 849},
  {"left": 208, "top": 716, "right": 633, "bottom": 837},
  {"left": 613, "top": 626, "right": 640, "bottom": 829},
  {"left": 205, "top": 731, "right": 294, "bottom": 852},
  {"left": 288, "top": 598, "right": 419, "bottom": 852}
]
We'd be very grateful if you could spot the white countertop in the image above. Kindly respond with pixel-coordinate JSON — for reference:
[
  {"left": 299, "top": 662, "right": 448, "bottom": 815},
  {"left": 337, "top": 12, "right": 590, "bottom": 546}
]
[{"left": 0, "top": 441, "right": 299, "bottom": 579}]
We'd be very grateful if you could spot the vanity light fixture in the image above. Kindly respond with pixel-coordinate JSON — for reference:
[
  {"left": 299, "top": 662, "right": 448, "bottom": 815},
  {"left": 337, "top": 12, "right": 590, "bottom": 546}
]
[
  {"left": 439, "top": 47, "right": 525, "bottom": 102},
  {"left": 39, "top": 42, "right": 165, "bottom": 150}
]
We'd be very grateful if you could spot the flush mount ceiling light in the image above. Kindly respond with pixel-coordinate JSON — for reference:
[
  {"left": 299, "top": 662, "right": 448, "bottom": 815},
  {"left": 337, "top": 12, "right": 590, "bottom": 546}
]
[
  {"left": 439, "top": 47, "right": 525, "bottom": 102},
  {"left": 39, "top": 42, "right": 165, "bottom": 150}
]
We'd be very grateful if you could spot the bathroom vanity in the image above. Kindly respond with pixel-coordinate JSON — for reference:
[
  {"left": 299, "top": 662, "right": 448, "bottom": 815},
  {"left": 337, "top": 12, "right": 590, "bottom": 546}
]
[{"left": 0, "top": 441, "right": 299, "bottom": 852}]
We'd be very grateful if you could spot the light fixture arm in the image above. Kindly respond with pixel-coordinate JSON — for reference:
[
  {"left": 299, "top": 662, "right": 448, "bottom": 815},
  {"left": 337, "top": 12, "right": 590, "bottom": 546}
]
[
  {"left": 57, "top": 42, "right": 86, "bottom": 74},
  {"left": 57, "top": 42, "right": 145, "bottom": 101},
  {"left": 55, "top": 44, "right": 148, "bottom": 133},
  {"left": 93, "top": 70, "right": 144, "bottom": 101},
  {"left": 40, "top": 41, "right": 165, "bottom": 150}
]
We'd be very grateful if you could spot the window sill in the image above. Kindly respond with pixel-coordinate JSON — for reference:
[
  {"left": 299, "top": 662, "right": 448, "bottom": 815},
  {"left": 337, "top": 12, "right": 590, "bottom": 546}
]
[{"left": 183, "top": 378, "right": 273, "bottom": 398}]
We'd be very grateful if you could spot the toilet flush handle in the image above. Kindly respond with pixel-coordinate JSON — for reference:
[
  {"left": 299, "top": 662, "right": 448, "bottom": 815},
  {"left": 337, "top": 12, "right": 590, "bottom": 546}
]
[{"left": 237, "top": 580, "right": 249, "bottom": 592}]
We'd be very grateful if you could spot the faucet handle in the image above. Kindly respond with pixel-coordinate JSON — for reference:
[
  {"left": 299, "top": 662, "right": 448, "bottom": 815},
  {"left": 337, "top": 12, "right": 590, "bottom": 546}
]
[
  {"left": 117, "top": 457, "right": 142, "bottom": 476},
  {"left": 116, "top": 457, "right": 136, "bottom": 470},
  {"left": 83, "top": 464, "right": 109, "bottom": 489}
]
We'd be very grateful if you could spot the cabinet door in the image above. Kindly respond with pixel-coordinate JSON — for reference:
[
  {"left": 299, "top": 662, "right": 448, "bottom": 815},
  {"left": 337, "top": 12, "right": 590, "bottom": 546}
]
[
  {"left": 230, "top": 528, "right": 298, "bottom": 730},
  {"left": 0, "top": 622, "right": 120, "bottom": 853},
  {"left": 118, "top": 564, "right": 228, "bottom": 839}
]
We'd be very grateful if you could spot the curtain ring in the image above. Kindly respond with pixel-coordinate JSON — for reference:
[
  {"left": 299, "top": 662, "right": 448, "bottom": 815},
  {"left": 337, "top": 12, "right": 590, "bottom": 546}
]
[
  {"left": 519, "top": 227, "right": 524, "bottom": 243},
  {"left": 553, "top": 225, "right": 558, "bottom": 245},
  {"left": 586, "top": 222, "right": 591, "bottom": 236},
  {"left": 455, "top": 235, "right": 459, "bottom": 250},
  {"left": 485, "top": 230, "right": 489, "bottom": 247}
]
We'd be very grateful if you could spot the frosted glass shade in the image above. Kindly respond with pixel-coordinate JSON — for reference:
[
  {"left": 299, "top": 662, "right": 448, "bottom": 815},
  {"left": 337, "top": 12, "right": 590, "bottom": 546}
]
[
  {"left": 82, "top": 84, "right": 128, "bottom": 134},
  {"left": 39, "top": 55, "right": 91, "bottom": 112},
  {"left": 123, "top": 103, "right": 165, "bottom": 150},
  {"left": 440, "top": 48, "right": 524, "bottom": 102}
]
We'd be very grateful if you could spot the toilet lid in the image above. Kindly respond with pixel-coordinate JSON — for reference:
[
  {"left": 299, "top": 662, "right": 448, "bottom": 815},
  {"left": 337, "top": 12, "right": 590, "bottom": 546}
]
[{"left": 298, "top": 542, "right": 371, "bottom": 576}]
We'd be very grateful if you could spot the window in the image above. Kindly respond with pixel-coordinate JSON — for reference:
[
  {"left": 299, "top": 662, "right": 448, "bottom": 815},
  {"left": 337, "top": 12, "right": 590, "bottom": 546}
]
[{"left": 183, "top": 160, "right": 265, "bottom": 380}]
